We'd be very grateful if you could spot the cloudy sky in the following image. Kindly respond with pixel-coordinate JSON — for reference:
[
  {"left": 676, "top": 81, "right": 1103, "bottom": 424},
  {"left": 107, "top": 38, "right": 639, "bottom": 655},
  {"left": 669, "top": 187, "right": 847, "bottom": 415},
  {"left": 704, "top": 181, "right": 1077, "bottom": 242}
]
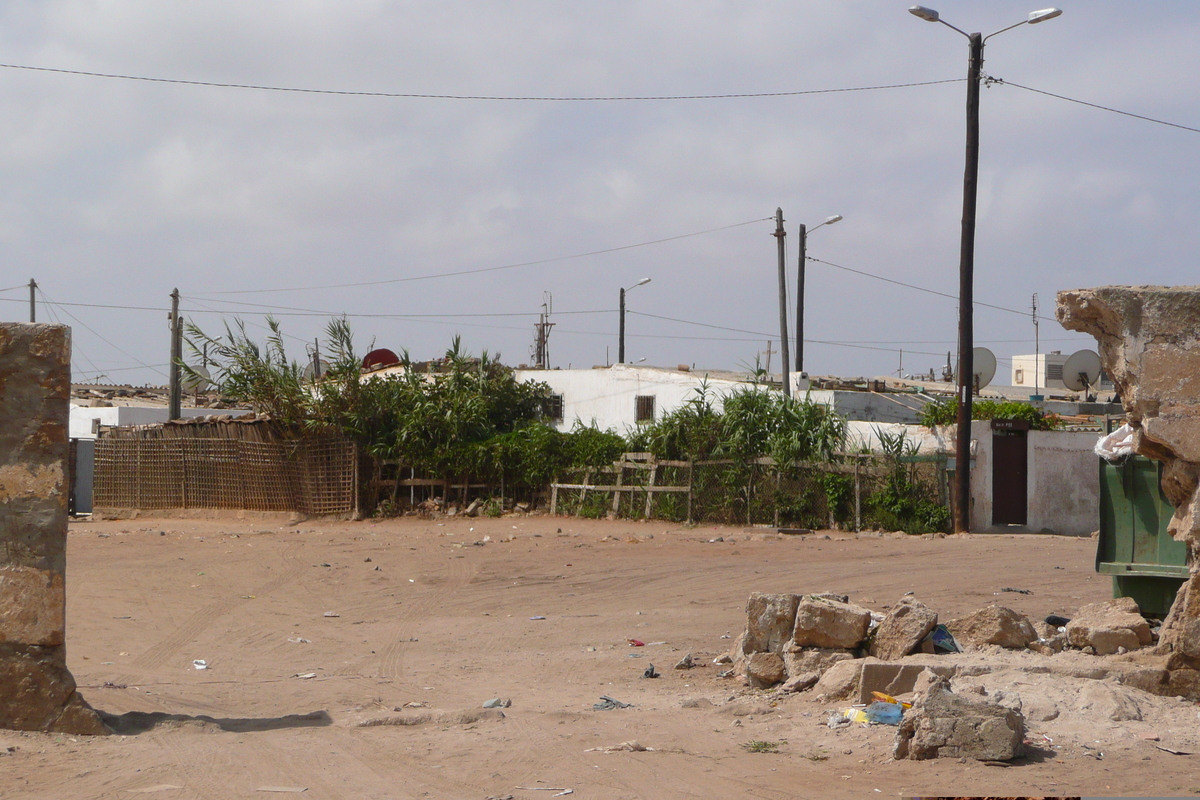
[{"left": 1, "top": 1, "right": 1196, "bottom": 387}]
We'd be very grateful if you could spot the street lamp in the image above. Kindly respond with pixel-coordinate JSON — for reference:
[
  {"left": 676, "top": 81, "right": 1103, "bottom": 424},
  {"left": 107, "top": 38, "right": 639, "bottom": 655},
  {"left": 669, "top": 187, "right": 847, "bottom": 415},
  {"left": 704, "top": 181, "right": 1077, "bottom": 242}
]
[
  {"left": 908, "top": 5, "right": 1062, "bottom": 533},
  {"left": 795, "top": 214, "right": 842, "bottom": 377},
  {"left": 618, "top": 277, "right": 651, "bottom": 364}
]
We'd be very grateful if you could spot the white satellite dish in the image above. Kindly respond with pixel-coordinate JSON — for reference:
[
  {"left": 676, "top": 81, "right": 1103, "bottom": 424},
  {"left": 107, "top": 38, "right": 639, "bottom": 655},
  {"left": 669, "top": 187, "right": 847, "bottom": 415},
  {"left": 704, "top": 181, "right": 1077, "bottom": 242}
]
[
  {"left": 972, "top": 347, "right": 997, "bottom": 390},
  {"left": 181, "top": 365, "right": 211, "bottom": 394},
  {"left": 1062, "top": 349, "right": 1102, "bottom": 395},
  {"left": 303, "top": 359, "right": 330, "bottom": 381}
]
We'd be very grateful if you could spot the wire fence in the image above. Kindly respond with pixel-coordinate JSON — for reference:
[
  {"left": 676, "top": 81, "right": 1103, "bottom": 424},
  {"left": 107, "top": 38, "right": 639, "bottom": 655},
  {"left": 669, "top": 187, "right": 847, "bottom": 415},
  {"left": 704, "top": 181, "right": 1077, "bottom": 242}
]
[{"left": 549, "top": 452, "right": 950, "bottom": 532}]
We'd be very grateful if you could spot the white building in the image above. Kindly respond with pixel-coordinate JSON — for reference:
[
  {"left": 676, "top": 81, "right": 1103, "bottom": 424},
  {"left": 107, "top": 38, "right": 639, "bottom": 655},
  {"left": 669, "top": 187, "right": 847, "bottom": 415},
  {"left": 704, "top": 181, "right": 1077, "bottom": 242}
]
[
  {"left": 1010, "top": 352, "right": 1113, "bottom": 392},
  {"left": 69, "top": 405, "right": 249, "bottom": 439}
]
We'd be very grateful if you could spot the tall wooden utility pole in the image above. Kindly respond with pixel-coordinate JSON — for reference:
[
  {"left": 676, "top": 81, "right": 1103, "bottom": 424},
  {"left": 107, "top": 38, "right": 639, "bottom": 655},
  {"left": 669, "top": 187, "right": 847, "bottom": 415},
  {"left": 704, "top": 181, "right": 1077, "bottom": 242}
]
[
  {"left": 773, "top": 208, "right": 790, "bottom": 398},
  {"left": 168, "top": 289, "right": 182, "bottom": 421}
]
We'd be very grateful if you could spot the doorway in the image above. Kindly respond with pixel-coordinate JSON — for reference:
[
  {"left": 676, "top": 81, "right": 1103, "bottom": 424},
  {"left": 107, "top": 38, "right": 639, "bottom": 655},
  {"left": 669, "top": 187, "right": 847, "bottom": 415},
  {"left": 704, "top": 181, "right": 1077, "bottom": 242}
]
[{"left": 991, "top": 426, "right": 1028, "bottom": 525}]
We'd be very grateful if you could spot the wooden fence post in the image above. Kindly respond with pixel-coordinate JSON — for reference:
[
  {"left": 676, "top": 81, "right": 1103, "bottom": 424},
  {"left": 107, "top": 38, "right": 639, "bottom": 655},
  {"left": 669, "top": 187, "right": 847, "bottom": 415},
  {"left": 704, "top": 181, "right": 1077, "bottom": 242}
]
[
  {"left": 854, "top": 458, "right": 862, "bottom": 533},
  {"left": 686, "top": 459, "right": 694, "bottom": 525},
  {"left": 644, "top": 458, "right": 657, "bottom": 519},
  {"left": 611, "top": 459, "right": 624, "bottom": 519}
]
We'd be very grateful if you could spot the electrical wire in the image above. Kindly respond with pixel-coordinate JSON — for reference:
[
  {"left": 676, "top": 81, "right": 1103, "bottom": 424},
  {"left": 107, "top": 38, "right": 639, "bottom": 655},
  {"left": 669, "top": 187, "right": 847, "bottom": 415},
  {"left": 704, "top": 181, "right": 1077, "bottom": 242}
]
[
  {"left": 184, "top": 294, "right": 615, "bottom": 319},
  {"left": 0, "top": 63, "right": 962, "bottom": 102},
  {"left": 0, "top": 283, "right": 29, "bottom": 293},
  {"left": 35, "top": 288, "right": 168, "bottom": 378},
  {"left": 997, "top": 78, "right": 1200, "bottom": 136},
  {"left": 807, "top": 257, "right": 1059, "bottom": 322},
  {"left": 192, "top": 218, "right": 772, "bottom": 295}
]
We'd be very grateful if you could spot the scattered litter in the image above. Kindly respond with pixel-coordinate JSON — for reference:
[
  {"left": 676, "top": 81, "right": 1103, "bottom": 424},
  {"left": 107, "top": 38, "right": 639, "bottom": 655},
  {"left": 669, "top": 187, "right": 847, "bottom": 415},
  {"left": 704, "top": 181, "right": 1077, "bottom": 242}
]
[
  {"left": 626, "top": 638, "right": 645, "bottom": 647},
  {"left": 364, "top": 557, "right": 372, "bottom": 562},
  {"left": 287, "top": 637, "right": 310, "bottom": 644},
  {"left": 920, "top": 624, "right": 961, "bottom": 654},
  {"left": 593, "top": 695, "right": 632, "bottom": 710},
  {"left": 1154, "top": 745, "right": 1192, "bottom": 755},
  {"left": 529, "top": 616, "right": 546, "bottom": 620},
  {"left": 645, "top": 641, "right": 667, "bottom": 646},
  {"left": 1045, "top": 614, "right": 1071, "bottom": 627},
  {"left": 827, "top": 711, "right": 851, "bottom": 729},
  {"left": 486, "top": 796, "right": 514, "bottom": 800},
  {"left": 717, "top": 669, "right": 734, "bottom": 678},
  {"left": 713, "top": 654, "right": 732, "bottom": 664},
  {"left": 998, "top": 587, "right": 1032, "bottom": 595},
  {"left": 113, "top": 616, "right": 132, "bottom": 620},
  {"left": 191, "top": 660, "right": 207, "bottom": 670},
  {"left": 291, "top": 673, "right": 317, "bottom": 680},
  {"left": 642, "top": 664, "right": 659, "bottom": 679},
  {"left": 125, "top": 786, "right": 183, "bottom": 794},
  {"left": 516, "top": 788, "right": 572, "bottom": 796},
  {"left": 627, "top": 653, "right": 644, "bottom": 659},
  {"left": 870, "top": 692, "right": 911, "bottom": 709},
  {"left": 719, "top": 633, "right": 731, "bottom": 640},
  {"left": 400, "top": 701, "right": 428, "bottom": 709},
  {"left": 323, "top": 612, "right": 340, "bottom": 618},
  {"left": 102, "top": 682, "right": 127, "bottom": 689},
  {"left": 586, "top": 741, "right": 652, "bottom": 753},
  {"left": 240, "top": 595, "right": 256, "bottom": 600},
  {"left": 483, "top": 698, "right": 512, "bottom": 709},
  {"left": 863, "top": 701, "right": 903, "bottom": 726}
]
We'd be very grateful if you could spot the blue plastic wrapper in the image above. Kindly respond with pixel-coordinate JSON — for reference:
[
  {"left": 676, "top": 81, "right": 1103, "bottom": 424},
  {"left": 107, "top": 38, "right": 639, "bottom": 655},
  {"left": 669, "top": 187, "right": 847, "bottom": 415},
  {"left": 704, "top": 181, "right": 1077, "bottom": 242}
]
[{"left": 864, "top": 701, "right": 903, "bottom": 725}]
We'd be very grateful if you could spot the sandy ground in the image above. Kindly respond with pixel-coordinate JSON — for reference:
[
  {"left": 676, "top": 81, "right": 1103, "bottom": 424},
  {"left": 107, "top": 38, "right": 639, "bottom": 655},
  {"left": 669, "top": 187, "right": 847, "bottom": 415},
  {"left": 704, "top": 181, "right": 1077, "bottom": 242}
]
[{"left": 2, "top": 515, "right": 1198, "bottom": 799}]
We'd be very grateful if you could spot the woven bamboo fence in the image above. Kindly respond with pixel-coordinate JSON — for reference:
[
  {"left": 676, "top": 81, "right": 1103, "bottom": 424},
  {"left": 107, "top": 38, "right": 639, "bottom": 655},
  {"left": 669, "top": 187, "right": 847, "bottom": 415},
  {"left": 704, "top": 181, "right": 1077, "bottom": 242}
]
[{"left": 94, "top": 417, "right": 357, "bottom": 516}]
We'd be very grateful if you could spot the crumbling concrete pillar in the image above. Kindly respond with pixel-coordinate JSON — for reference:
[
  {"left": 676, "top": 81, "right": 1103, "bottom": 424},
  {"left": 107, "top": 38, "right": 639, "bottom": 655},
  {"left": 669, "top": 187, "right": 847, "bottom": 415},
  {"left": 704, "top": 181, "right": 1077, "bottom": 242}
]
[
  {"left": 0, "top": 323, "right": 106, "bottom": 734},
  {"left": 1057, "top": 286, "right": 1200, "bottom": 677}
]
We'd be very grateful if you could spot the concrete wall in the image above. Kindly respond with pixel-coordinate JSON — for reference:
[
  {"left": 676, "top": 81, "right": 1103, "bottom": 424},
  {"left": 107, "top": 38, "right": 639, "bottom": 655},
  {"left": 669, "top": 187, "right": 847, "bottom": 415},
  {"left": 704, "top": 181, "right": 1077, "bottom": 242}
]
[
  {"left": 514, "top": 365, "right": 758, "bottom": 433},
  {"left": 0, "top": 323, "right": 106, "bottom": 734},
  {"left": 809, "top": 390, "right": 930, "bottom": 425},
  {"left": 844, "top": 421, "right": 950, "bottom": 455},
  {"left": 969, "top": 420, "right": 1099, "bottom": 536},
  {"left": 68, "top": 405, "right": 249, "bottom": 439}
]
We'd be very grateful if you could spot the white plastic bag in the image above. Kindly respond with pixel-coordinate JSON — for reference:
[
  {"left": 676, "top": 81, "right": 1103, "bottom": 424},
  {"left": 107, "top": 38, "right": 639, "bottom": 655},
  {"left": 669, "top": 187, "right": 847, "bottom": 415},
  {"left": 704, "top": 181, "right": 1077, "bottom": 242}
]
[{"left": 1095, "top": 423, "right": 1134, "bottom": 462}]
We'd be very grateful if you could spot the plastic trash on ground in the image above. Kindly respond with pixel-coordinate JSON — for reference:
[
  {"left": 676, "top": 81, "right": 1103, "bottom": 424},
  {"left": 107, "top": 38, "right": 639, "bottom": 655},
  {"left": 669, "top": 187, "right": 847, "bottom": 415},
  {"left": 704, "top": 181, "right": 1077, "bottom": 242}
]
[
  {"left": 919, "top": 623, "right": 962, "bottom": 654},
  {"left": 864, "top": 701, "right": 903, "bottom": 725},
  {"left": 1095, "top": 423, "right": 1135, "bottom": 462}
]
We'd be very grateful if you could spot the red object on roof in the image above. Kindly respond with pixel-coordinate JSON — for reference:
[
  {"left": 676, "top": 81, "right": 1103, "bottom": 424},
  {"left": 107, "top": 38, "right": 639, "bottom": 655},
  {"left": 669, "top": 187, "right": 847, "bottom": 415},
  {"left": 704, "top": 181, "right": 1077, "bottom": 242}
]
[{"left": 362, "top": 348, "right": 401, "bottom": 371}]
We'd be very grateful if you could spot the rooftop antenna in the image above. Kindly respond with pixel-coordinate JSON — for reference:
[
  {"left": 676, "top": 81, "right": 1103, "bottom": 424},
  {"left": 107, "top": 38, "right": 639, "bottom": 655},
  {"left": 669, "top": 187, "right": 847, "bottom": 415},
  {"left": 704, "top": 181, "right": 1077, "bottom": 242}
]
[
  {"left": 532, "top": 292, "right": 554, "bottom": 369},
  {"left": 1032, "top": 293, "right": 1040, "bottom": 399}
]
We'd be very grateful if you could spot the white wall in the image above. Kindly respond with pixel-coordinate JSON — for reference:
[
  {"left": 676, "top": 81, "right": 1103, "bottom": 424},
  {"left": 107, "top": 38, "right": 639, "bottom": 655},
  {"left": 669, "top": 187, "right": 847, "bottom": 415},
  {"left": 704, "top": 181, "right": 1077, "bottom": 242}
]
[
  {"left": 69, "top": 405, "right": 250, "bottom": 439},
  {"left": 844, "top": 421, "right": 950, "bottom": 455},
  {"left": 808, "top": 390, "right": 930, "bottom": 424},
  {"left": 969, "top": 420, "right": 1099, "bottom": 536},
  {"left": 514, "top": 365, "right": 757, "bottom": 434}
]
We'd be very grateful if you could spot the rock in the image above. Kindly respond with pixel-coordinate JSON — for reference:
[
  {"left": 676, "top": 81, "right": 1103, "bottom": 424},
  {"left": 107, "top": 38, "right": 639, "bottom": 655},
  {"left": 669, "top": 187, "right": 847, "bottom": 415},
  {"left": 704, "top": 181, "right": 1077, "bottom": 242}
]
[
  {"left": 743, "top": 593, "right": 800, "bottom": 655},
  {"left": 857, "top": 660, "right": 955, "bottom": 704},
  {"left": 893, "top": 677, "right": 1025, "bottom": 762},
  {"left": 1077, "top": 681, "right": 1142, "bottom": 721},
  {"left": 807, "top": 592, "right": 850, "bottom": 604},
  {"left": 0, "top": 646, "right": 108, "bottom": 735},
  {"left": 464, "top": 498, "right": 482, "bottom": 517},
  {"left": 812, "top": 659, "right": 860, "bottom": 701},
  {"left": 1159, "top": 572, "right": 1200, "bottom": 664},
  {"left": 946, "top": 605, "right": 1036, "bottom": 650},
  {"left": 1066, "top": 597, "right": 1152, "bottom": 655},
  {"left": 869, "top": 598, "right": 938, "bottom": 660},
  {"left": 781, "top": 671, "right": 820, "bottom": 693},
  {"left": 673, "top": 653, "right": 694, "bottom": 670},
  {"left": 745, "top": 652, "right": 786, "bottom": 689},
  {"left": 792, "top": 598, "right": 873, "bottom": 649},
  {"left": 783, "top": 644, "right": 854, "bottom": 679}
]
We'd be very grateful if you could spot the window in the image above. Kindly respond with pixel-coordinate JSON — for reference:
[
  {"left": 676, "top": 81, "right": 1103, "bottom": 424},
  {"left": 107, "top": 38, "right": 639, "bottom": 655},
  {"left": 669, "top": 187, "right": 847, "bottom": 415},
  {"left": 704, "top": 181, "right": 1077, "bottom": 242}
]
[
  {"left": 545, "top": 393, "right": 564, "bottom": 422},
  {"left": 635, "top": 395, "right": 655, "bottom": 424},
  {"left": 1014, "top": 369, "right": 1024, "bottom": 385},
  {"left": 1046, "top": 364, "right": 1064, "bottom": 381}
]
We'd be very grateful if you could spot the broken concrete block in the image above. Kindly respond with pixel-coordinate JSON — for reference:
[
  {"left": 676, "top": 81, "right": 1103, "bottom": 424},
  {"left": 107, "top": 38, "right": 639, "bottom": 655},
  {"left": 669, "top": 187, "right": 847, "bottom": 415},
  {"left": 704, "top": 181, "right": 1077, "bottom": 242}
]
[
  {"left": 792, "top": 598, "right": 872, "bottom": 649},
  {"left": 869, "top": 598, "right": 938, "bottom": 660},
  {"left": 745, "top": 652, "right": 786, "bottom": 689},
  {"left": 946, "top": 605, "right": 1036, "bottom": 650},
  {"left": 1066, "top": 597, "right": 1152, "bottom": 655},
  {"left": 893, "top": 677, "right": 1025, "bottom": 762},
  {"left": 807, "top": 592, "right": 849, "bottom": 604},
  {"left": 1077, "top": 680, "right": 1142, "bottom": 721},
  {"left": 781, "top": 671, "right": 819, "bottom": 693},
  {"left": 856, "top": 659, "right": 956, "bottom": 705},
  {"left": 783, "top": 644, "right": 854, "bottom": 679},
  {"left": 742, "top": 593, "right": 800, "bottom": 655},
  {"left": 812, "top": 658, "right": 861, "bottom": 701}
]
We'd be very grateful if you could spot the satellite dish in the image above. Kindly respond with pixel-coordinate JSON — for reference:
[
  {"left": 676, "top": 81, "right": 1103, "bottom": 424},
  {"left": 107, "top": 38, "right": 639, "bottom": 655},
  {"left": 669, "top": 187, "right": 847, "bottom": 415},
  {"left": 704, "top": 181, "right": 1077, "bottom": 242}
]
[
  {"left": 972, "top": 347, "right": 996, "bottom": 390},
  {"left": 1063, "top": 349, "right": 1102, "bottom": 394},
  {"left": 303, "top": 359, "right": 330, "bottom": 381},
  {"left": 362, "top": 348, "right": 401, "bottom": 371},
  {"left": 181, "top": 365, "right": 211, "bottom": 394}
]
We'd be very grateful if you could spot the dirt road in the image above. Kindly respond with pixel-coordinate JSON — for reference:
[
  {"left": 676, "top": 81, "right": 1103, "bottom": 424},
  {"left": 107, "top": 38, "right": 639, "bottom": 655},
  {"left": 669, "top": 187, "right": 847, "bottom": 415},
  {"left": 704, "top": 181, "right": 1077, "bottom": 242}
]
[{"left": 2, "top": 516, "right": 1194, "bottom": 798}]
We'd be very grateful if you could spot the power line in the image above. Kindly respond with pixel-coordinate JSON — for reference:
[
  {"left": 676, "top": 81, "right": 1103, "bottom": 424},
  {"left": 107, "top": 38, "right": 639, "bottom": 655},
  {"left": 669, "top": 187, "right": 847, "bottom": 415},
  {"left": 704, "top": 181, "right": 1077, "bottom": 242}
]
[
  {"left": 35, "top": 288, "right": 168, "bottom": 378},
  {"left": 0, "top": 63, "right": 962, "bottom": 102},
  {"left": 0, "top": 283, "right": 29, "bottom": 293},
  {"left": 193, "top": 218, "right": 772, "bottom": 295},
  {"left": 184, "top": 294, "right": 615, "bottom": 319},
  {"left": 806, "top": 257, "right": 1058, "bottom": 322},
  {"left": 997, "top": 78, "right": 1200, "bottom": 135}
]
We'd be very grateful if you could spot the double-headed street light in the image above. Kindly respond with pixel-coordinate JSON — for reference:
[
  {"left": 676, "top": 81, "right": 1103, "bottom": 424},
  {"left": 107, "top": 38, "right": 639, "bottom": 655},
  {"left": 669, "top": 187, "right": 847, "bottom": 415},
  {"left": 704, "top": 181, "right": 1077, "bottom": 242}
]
[
  {"left": 908, "top": 5, "right": 1062, "bottom": 533},
  {"left": 795, "top": 214, "right": 842, "bottom": 376},
  {"left": 618, "top": 277, "right": 651, "bottom": 364}
]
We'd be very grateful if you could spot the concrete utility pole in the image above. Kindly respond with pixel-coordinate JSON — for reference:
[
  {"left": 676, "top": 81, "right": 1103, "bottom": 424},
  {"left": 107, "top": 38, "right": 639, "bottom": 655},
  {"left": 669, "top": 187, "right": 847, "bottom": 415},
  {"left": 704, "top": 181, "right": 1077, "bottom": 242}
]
[
  {"left": 795, "top": 224, "right": 806, "bottom": 375},
  {"left": 168, "top": 288, "right": 182, "bottom": 421},
  {"left": 774, "top": 208, "right": 790, "bottom": 398},
  {"left": 28, "top": 279, "right": 36, "bottom": 323}
]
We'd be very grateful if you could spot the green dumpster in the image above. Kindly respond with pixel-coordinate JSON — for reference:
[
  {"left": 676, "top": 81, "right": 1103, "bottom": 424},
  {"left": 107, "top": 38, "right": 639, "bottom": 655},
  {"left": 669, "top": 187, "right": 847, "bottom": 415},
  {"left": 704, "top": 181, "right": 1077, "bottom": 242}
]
[{"left": 1097, "top": 454, "right": 1189, "bottom": 616}]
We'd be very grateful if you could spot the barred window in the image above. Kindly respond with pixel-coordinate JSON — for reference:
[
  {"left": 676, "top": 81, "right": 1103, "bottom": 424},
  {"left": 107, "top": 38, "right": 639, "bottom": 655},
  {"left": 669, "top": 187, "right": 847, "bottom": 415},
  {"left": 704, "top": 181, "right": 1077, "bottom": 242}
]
[
  {"left": 545, "top": 393, "right": 564, "bottom": 421},
  {"left": 1014, "top": 369, "right": 1024, "bottom": 385},
  {"left": 635, "top": 395, "right": 655, "bottom": 424},
  {"left": 1046, "top": 363, "right": 1064, "bottom": 381}
]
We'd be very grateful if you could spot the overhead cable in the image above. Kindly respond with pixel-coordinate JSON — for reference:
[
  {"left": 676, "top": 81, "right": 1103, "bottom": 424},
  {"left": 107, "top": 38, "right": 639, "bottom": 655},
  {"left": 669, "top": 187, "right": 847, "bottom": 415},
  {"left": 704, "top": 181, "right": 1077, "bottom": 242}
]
[{"left": 997, "top": 78, "right": 1200, "bottom": 135}]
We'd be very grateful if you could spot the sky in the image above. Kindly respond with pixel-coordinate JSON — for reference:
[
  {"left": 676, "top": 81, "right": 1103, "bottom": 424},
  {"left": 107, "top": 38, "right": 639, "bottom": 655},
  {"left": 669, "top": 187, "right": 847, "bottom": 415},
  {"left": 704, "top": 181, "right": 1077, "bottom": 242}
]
[{"left": 0, "top": 1, "right": 1197, "bottom": 388}]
